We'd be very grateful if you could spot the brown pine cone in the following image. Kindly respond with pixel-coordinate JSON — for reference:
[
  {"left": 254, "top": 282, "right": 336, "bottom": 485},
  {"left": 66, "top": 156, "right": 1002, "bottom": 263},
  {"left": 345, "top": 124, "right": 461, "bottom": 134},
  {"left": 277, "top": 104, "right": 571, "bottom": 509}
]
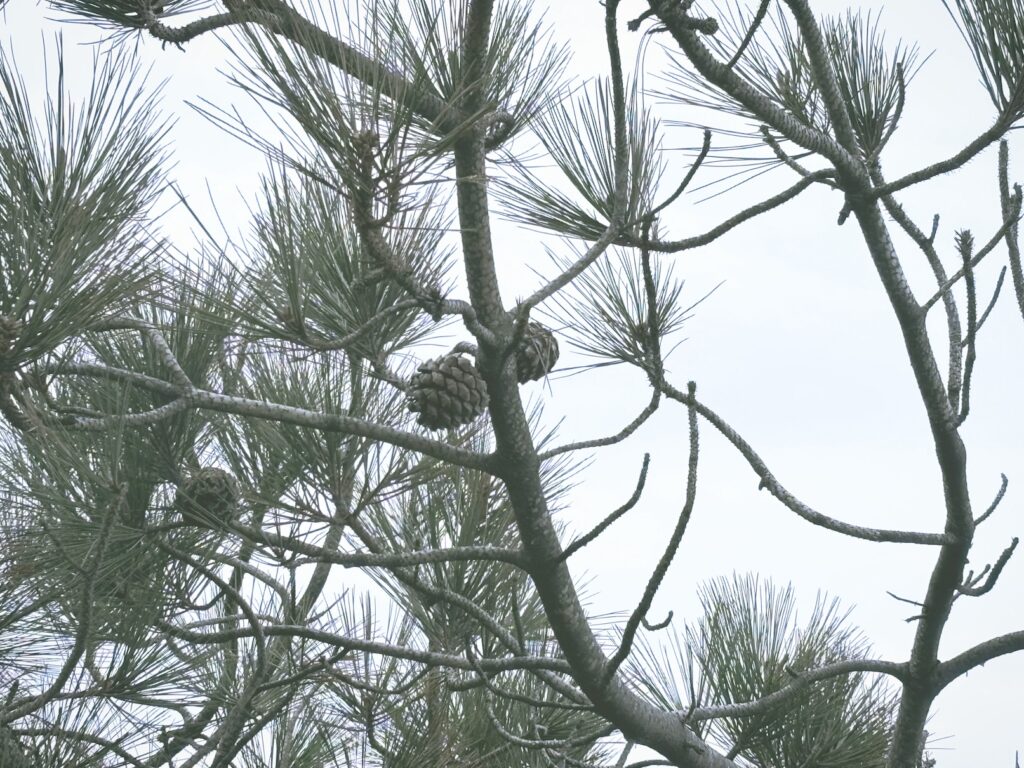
[
  {"left": 515, "top": 322, "right": 559, "bottom": 383},
  {"left": 175, "top": 468, "right": 239, "bottom": 528},
  {"left": 0, "top": 316, "right": 23, "bottom": 358},
  {"left": 406, "top": 354, "right": 489, "bottom": 429}
]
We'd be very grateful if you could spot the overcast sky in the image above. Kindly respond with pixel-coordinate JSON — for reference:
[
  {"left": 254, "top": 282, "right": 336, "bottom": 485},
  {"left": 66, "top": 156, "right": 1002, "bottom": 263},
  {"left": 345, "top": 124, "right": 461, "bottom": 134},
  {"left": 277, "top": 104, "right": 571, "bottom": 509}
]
[{"left": 3, "top": 1, "right": 1023, "bottom": 765}]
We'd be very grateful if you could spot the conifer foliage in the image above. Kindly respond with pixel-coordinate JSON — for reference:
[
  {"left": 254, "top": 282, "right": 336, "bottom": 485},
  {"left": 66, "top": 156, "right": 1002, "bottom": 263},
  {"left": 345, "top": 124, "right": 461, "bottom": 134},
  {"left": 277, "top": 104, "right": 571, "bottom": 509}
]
[{"left": 1, "top": 1, "right": 1024, "bottom": 767}]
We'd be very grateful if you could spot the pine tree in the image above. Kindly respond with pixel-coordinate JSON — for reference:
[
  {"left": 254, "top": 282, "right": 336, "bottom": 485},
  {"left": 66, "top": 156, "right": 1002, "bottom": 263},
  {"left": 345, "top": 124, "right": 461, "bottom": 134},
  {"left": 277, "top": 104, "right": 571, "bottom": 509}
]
[{"left": 1, "top": 1, "right": 1023, "bottom": 767}]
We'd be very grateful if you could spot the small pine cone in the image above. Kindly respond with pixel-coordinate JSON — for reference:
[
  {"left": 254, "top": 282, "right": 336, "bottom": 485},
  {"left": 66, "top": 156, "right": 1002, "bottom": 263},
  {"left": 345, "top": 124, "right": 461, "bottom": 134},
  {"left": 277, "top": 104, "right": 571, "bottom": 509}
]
[
  {"left": 176, "top": 468, "right": 239, "bottom": 528},
  {"left": 515, "top": 322, "right": 559, "bottom": 383},
  {"left": 0, "top": 315, "right": 23, "bottom": 357},
  {"left": 406, "top": 354, "right": 489, "bottom": 429},
  {"left": 274, "top": 304, "right": 305, "bottom": 336}
]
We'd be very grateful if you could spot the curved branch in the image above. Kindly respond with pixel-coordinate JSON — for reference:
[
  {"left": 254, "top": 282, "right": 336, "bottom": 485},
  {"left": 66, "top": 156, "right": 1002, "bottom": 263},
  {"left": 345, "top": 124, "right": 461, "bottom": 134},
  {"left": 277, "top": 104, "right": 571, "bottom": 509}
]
[
  {"left": 603, "top": 382, "right": 699, "bottom": 686},
  {"left": 146, "top": 2, "right": 460, "bottom": 132},
  {"left": 659, "top": 381, "right": 949, "bottom": 545},
  {"left": 872, "top": 111, "right": 1017, "bottom": 198},
  {"left": 937, "top": 630, "right": 1024, "bottom": 690},
  {"left": 629, "top": 171, "right": 834, "bottom": 254},
  {"left": 998, "top": 140, "right": 1024, "bottom": 323},
  {"left": 956, "top": 537, "right": 1018, "bottom": 597},
  {"left": 685, "top": 658, "right": 907, "bottom": 722},
  {"left": 975, "top": 473, "right": 1009, "bottom": 526},
  {"left": 558, "top": 454, "right": 651, "bottom": 563},
  {"left": 540, "top": 389, "right": 660, "bottom": 460},
  {"left": 158, "top": 619, "right": 571, "bottom": 674},
  {"left": 232, "top": 523, "right": 528, "bottom": 569}
]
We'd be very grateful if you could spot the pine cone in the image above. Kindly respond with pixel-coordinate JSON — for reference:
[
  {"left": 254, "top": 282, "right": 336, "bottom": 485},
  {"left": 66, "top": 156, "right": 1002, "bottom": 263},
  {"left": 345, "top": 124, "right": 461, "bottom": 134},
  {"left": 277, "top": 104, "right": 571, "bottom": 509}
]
[
  {"left": 515, "top": 322, "right": 559, "bottom": 383},
  {"left": 0, "top": 315, "right": 23, "bottom": 358},
  {"left": 274, "top": 304, "right": 305, "bottom": 337},
  {"left": 175, "top": 468, "right": 239, "bottom": 528},
  {"left": 407, "top": 354, "right": 489, "bottom": 429}
]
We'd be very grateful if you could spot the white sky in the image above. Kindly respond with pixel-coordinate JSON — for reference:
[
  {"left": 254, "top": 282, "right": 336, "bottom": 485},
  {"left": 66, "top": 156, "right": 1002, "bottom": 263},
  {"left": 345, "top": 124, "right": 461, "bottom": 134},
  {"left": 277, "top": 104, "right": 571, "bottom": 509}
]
[{"left": 3, "top": 0, "right": 1023, "bottom": 765}]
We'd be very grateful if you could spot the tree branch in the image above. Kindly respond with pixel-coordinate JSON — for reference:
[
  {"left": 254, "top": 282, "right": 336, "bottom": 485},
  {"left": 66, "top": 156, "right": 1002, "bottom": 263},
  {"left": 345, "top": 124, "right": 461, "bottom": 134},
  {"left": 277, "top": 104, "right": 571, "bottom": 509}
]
[
  {"left": 998, "top": 140, "right": 1024, "bottom": 324},
  {"left": 540, "top": 390, "right": 660, "bottom": 460},
  {"left": 558, "top": 454, "right": 651, "bottom": 563},
  {"left": 603, "top": 382, "right": 699, "bottom": 686},
  {"left": 937, "top": 629, "right": 1024, "bottom": 689},
  {"left": 659, "top": 381, "right": 949, "bottom": 545},
  {"left": 147, "top": 1, "right": 462, "bottom": 132},
  {"left": 625, "top": 171, "right": 834, "bottom": 253},
  {"left": 685, "top": 658, "right": 906, "bottom": 722}
]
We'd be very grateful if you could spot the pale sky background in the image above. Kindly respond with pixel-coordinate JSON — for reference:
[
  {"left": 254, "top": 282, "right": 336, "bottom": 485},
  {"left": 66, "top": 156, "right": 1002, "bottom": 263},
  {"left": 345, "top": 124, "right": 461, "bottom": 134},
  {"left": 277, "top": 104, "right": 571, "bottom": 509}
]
[{"left": 3, "top": 0, "right": 1024, "bottom": 765}]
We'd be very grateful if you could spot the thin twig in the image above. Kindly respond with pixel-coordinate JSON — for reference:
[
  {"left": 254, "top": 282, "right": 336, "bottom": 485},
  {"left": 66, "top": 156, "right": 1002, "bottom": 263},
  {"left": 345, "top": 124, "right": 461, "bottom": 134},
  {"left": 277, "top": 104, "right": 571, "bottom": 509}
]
[
  {"left": 975, "top": 474, "right": 1009, "bottom": 526},
  {"left": 956, "top": 230, "right": 978, "bottom": 426},
  {"left": 922, "top": 186, "right": 1020, "bottom": 312},
  {"left": 540, "top": 390, "right": 660, "bottom": 459},
  {"left": 957, "top": 538, "right": 1019, "bottom": 596},
  {"left": 683, "top": 658, "right": 907, "bottom": 722},
  {"left": 999, "top": 140, "right": 1024, "bottom": 323},
  {"left": 973, "top": 266, "right": 1008, "bottom": 339},
  {"left": 726, "top": 0, "right": 771, "bottom": 68},
  {"left": 603, "top": 382, "right": 699, "bottom": 686},
  {"left": 558, "top": 454, "right": 651, "bottom": 562},
  {"left": 631, "top": 171, "right": 834, "bottom": 253}
]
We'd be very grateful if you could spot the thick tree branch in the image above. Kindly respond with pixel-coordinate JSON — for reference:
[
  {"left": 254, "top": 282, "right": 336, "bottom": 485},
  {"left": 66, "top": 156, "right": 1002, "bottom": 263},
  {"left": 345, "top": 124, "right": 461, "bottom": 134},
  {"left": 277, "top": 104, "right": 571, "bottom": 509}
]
[
  {"left": 147, "top": 1, "right": 461, "bottom": 132},
  {"left": 872, "top": 168, "right": 962, "bottom": 410},
  {"left": 937, "top": 630, "right": 1024, "bottom": 689},
  {"left": 648, "top": 0, "right": 860, "bottom": 177}
]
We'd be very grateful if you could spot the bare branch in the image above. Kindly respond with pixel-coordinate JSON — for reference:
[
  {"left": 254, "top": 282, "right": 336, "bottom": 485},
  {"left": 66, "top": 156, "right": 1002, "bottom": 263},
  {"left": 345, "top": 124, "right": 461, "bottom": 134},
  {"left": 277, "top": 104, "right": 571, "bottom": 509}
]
[
  {"left": 603, "top": 381, "right": 699, "bottom": 686},
  {"left": 937, "top": 629, "right": 1024, "bottom": 689},
  {"left": 872, "top": 168, "right": 962, "bottom": 410},
  {"left": 999, "top": 140, "right": 1024, "bottom": 323},
  {"left": 760, "top": 126, "right": 835, "bottom": 184},
  {"left": 659, "top": 381, "right": 949, "bottom": 545},
  {"left": 956, "top": 230, "right": 979, "bottom": 425},
  {"left": 624, "top": 129, "right": 713, "bottom": 232},
  {"left": 628, "top": 171, "right": 834, "bottom": 253},
  {"left": 872, "top": 112, "right": 1017, "bottom": 198},
  {"left": 973, "top": 265, "right": 1008, "bottom": 337},
  {"left": 957, "top": 537, "right": 1018, "bottom": 596},
  {"left": 921, "top": 190, "right": 1022, "bottom": 314},
  {"left": 976, "top": 473, "right": 1009, "bottom": 526},
  {"left": 726, "top": 0, "right": 771, "bottom": 69},
  {"left": 684, "top": 658, "right": 906, "bottom": 722},
  {"left": 540, "top": 390, "right": 660, "bottom": 460},
  {"left": 558, "top": 454, "right": 651, "bottom": 563}
]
